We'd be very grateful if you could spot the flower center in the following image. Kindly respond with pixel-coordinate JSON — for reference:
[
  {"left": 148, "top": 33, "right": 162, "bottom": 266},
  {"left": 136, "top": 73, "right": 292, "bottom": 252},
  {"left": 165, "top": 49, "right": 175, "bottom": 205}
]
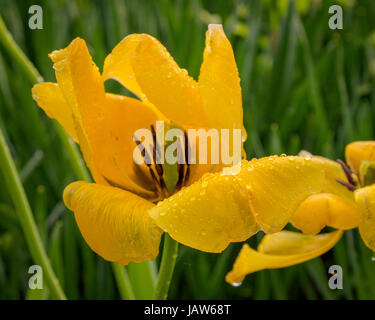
[{"left": 134, "top": 125, "right": 190, "bottom": 200}]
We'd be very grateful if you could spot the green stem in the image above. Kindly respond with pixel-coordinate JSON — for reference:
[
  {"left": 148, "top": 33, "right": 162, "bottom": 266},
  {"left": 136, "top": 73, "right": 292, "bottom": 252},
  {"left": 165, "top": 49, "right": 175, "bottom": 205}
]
[
  {"left": 111, "top": 263, "right": 135, "bottom": 300},
  {"left": 0, "top": 128, "right": 66, "bottom": 300},
  {"left": 127, "top": 260, "right": 157, "bottom": 299},
  {"left": 0, "top": 13, "right": 149, "bottom": 300},
  {"left": 153, "top": 234, "right": 179, "bottom": 300},
  {"left": 0, "top": 15, "right": 42, "bottom": 84}
]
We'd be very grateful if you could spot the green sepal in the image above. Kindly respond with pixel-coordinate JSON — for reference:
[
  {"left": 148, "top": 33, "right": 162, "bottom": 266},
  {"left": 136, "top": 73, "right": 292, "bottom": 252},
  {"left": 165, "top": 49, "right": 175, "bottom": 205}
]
[{"left": 360, "top": 160, "right": 375, "bottom": 186}]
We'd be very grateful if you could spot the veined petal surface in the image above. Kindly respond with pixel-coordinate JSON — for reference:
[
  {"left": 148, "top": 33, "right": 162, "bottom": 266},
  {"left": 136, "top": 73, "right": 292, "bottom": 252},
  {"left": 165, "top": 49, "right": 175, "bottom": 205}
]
[
  {"left": 63, "top": 181, "right": 162, "bottom": 265},
  {"left": 103, "top": 34, "right": 147, "bottom": 100},
  {"left": 226, "top": 230, "right": 343, "bottom": 284},
  {"left": 354, "top": 185, "right": 375, "bottom": 252},
  {"left": 291, "top": 193, "right": 359, "bottom": 234},
  {"left": 150, "top": 156, "right": 336, "bottom": 252},
  {"left": 105, "top": 33, "right": 209, "bottom": 129},
  {"left": 49, "top": 38, "right": 159, "bottom": 199},
  {"left": 32, "top": 82, "right": 78, "bottom": 142},
  {"left": 199, "top": 24, "right": 245, "bottom": 137}
]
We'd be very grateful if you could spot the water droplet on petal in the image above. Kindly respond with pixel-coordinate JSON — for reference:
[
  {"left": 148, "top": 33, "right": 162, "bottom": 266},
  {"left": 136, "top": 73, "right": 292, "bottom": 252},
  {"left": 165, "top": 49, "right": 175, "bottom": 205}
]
[{"left": 231, "top": 282, "right": 242, "bottom": 287}]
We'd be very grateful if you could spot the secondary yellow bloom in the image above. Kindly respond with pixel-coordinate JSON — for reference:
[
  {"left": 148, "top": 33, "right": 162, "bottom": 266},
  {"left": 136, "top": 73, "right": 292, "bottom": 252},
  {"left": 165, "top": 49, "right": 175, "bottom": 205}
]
[
  {"left": 226, "top": 142, "right": 375, "bottom": 284},
  {"left": 32, "top": 25, "right": 246, "bottom": 264}
]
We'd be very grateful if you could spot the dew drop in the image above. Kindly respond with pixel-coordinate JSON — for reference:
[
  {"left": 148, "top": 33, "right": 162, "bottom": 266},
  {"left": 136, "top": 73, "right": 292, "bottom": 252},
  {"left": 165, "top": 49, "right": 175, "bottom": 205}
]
[{"left": 231, "top": 282, "right": 242, "bottom": 287}]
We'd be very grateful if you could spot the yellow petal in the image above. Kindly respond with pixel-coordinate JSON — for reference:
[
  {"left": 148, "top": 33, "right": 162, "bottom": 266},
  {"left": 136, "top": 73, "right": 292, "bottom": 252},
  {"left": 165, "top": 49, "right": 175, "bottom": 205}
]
[
  {"left": 346, "top": 141, "right": 375, "bottom": 176},
  {"left": 95, "top": 93, "right": 163, "bottom": 200},
  {"left": 149, "top": 156, "right": 333, "bottom": 253},
  {"left": 109, "top": 33, "right": 210, "bottom": 129},
  {"left": 32, "top": 82, "right": 78, "bottom": 142},
  {"left": 49, "top": 37, "right": 104, "bottom": 183},
  {"left": 49, "top": 38, "right": 159, "bottom": 200},
  {"left": 199, "top": 24, "right": 246, "bottom": 137},
  {"left": 63, "top": 181, "right": 162, "bottom": 265},
  {"left": 291, "top": 193, "right": 359, "bottom": 234},
  {"left": 226, "top": 230, "right": 343, "bottom": 284},
  {"left": 354, "top": 185, "right": 375, "bottom": 251},
  {"left": 103, "top": 34, "right": 146, "bottom": 100}
]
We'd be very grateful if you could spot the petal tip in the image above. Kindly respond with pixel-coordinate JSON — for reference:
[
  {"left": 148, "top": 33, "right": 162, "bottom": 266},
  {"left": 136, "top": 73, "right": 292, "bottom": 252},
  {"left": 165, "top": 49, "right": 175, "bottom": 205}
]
[
  {"left": 31, "top": 84, "right": 40, "bottom": 101},
  {"left": 208, "top": 24, "right": 223, "bottom": 32},
  {"left": 63, "top": 181, "right": 82, "bottom": 211}
]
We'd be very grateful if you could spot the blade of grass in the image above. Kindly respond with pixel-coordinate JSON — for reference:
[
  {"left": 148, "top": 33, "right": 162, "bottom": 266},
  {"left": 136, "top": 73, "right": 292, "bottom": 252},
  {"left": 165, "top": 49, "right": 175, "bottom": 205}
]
[
  {"left": 296, "top": 12, "right": 331, "bottom": 155},
  {"left": 0, "top": 13, "right": 143, "bottom": 299},
  {"left": 0, "top": 126, "right": 66, "bottom": 299},
  {"left": 111, "top": 263, "right": 135, "bottom": 300}
]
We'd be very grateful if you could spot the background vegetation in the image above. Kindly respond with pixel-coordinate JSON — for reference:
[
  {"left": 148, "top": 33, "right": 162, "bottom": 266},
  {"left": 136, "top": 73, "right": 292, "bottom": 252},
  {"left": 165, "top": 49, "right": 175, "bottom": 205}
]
[{"left": 0, "top": 0, "right": 375, "bottom": 299}]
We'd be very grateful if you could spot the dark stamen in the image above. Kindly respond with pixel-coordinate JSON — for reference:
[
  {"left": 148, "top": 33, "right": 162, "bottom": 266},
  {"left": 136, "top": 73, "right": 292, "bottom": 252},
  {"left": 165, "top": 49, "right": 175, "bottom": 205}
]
[
  {"left": 183, "top": 130, "right": 191, "bottom": 186},
  {"left": 175, "top": 137, "right": 186, "bottom": 191},
  {"left": 184, "top": 130, "right": 190, "bottom": 166},
  {"left": 184, "top": 165, "right": 190, "bottom": 183},
  {"left": 337, "top": 159, "right": 355, "bottom": 186},
  {"left": 336, "top": 178, "right": 357, "bottom": 192},
  {"left": 133, "top": 126, "right": 193, "bottom": 198},
  {"left": 150, "top": 125, "right": 164, "bottom": 177},
  {"left": 133, "top": 136, "right": 153, "bottom": 165}
]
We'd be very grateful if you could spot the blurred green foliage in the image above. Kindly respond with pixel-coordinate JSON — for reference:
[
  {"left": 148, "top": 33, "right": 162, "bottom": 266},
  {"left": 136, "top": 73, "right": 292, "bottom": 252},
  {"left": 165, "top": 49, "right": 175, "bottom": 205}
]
[{"left": 0, "top": 0, "right": 375, "bottom": 299}]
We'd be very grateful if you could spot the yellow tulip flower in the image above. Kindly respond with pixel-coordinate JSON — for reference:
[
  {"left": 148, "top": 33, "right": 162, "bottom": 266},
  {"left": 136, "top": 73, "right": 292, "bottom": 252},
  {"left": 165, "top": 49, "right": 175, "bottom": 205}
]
[
  {"left": 226, "top": 142, "right": 375, "bottom": 285},
  {"left": 31, "top": 24, "right": 247, "bottom": 265},
  {"left": 31, "top": 19, "right": 374, "bottom": 287}
]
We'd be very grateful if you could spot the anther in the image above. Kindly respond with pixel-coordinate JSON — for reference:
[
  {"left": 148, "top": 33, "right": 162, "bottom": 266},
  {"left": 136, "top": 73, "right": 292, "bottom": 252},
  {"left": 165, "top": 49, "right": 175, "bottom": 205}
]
[
  {"left": 336, "top": 178, "right": 357, "bottom": 191},
  {"left": 337, "top": 159, "right": 355, "bottom": 186}
]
